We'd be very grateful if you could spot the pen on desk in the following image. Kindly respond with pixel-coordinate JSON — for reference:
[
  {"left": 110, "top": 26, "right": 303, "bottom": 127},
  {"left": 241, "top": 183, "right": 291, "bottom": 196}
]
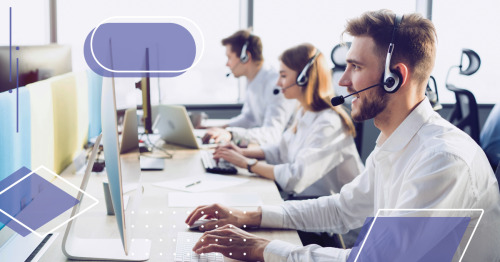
[{"left": 185, "top": 180, "right": 201, "bottom": 188}]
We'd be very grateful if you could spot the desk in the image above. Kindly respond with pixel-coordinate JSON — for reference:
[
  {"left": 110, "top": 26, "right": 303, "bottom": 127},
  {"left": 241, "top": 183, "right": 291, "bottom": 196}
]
[{"left": 42, "top": 147, "right": 301, "bottom": 261}]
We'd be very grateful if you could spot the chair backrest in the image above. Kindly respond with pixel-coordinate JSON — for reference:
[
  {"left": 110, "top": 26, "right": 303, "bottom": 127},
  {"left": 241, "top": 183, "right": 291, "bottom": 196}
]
[
  {"left": 459, "top": 49, "right": 481, "bottom": 76},
  {"left": 331, "top": 42, "right": 351, "bottom": 100},
  {"left": 425, "top": 75, "right": 442, "bottom": 111},
  {"left": 446, "top": 84, "right": 480, "bottom": 144},
  {"left": 495, "top": 163, "right": 500, "bottom": 192}
]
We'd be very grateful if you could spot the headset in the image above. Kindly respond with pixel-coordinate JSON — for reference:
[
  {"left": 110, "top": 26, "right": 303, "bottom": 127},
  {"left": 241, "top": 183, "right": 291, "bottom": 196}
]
[
  {"left": 331, "top": 14, "right": 405, "bottom": 106},
  {"left": 296, "top": 49, "right": 320, "bottom": 86},
  {"left": 239, "top": 35, "right": 252, "bottom": 63},
  {"left": 383, "top": 14, "right": 404, "bottom": 93}
]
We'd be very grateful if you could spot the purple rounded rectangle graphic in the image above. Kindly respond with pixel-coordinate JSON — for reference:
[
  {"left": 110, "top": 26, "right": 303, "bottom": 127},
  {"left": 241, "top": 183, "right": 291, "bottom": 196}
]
[{"left": 84, "top": 22, "right": 197, "bottom": 77}]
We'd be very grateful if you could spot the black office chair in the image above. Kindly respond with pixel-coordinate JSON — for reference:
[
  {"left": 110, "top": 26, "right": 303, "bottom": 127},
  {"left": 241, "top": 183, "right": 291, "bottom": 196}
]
[
  {"left": 445, "top": 49, "right": 481, "bottom": 144},
  {"left": 495, "top": 163, "right": 500, "bottom": 191},
  {"left": 330, "top": 42, "right": 363, "bottom": 155},
  {"left": 426, "top": 75, "right": 442, "bottom": 111}
]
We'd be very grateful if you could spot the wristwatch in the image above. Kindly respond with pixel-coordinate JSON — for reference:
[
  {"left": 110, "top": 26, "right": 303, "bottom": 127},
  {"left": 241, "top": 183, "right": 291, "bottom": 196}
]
[{"left": 246, "top": 158, "right": 258, "bottom": 173}]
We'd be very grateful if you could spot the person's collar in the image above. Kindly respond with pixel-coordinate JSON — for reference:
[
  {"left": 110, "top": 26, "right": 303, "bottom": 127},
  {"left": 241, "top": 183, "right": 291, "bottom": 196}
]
[
  {"left": 247, "top": 62, "right": 265, "bottom": 83},
  {"left": 375, "top": 97, "right": 434, "bottom": 153},
  {"left": 298, "top": 108, "right": 325, "bottom": 127}
]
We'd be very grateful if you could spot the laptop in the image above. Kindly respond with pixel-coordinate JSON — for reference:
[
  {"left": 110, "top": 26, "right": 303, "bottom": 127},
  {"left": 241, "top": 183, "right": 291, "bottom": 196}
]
[
  {"left": 153, "top": 105, "right": 216, "bottom": 149},
  {"left": 120, "top": 108, "right": 164, "bottom": 171},
  {"left": 0, "top": 227, "right": 57, "bottom": 262}
]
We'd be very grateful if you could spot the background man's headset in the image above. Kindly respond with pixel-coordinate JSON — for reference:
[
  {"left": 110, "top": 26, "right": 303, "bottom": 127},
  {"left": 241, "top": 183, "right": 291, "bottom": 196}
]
[
  {"left": 226, "top": 34, "right": 252, "bottom": 77},
  {"left": 331, "top": 14, "right": 404, "bottom": 106},
  {"left": 273, "top": 49, "right": 320, "bottom": 95},
  {"left": 239, "top": 35, "right": 252, "bottom": 63}
]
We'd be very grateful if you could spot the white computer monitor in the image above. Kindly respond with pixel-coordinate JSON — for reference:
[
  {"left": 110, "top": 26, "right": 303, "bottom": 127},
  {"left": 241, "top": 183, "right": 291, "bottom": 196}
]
[{"left": 62, "top": 77, "right": 150, "bottom": 261}]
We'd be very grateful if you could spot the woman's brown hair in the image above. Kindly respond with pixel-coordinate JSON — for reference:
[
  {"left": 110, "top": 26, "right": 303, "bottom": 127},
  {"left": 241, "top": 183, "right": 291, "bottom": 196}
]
[{"left": 280, "top": 43, "right": 356, "bottom": 136}]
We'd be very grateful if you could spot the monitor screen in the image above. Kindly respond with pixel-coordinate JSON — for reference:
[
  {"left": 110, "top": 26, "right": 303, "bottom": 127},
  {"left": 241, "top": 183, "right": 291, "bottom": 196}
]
[{"left": 101, "top": 76, "right": 142, "bottom": 254}]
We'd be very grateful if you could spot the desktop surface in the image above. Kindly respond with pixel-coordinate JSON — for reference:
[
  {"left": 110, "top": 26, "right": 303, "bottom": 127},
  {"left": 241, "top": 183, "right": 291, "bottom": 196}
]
[{"left": 41, "top": 146, "right": 300, "bottom": 261}]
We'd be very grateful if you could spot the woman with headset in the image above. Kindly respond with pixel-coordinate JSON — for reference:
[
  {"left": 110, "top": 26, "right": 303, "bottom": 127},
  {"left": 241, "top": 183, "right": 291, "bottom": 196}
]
[{"left": 213, "top": 43, "right": 363, "bottom": 198}]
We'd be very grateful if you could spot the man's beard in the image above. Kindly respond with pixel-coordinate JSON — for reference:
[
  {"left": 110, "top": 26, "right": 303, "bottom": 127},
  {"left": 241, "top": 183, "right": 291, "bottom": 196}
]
[{"left": 352, "top": 86, "right": 389, "bottom": 122}]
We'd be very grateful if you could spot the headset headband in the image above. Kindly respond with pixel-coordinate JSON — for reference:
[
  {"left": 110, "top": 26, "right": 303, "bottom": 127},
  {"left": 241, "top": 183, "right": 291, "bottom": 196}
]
[
  {"left": 296, "top": 49, "right": 320, "bottom": 86},
  {"left": 383, "top": 14, "right": 404, "bottom": 93}
]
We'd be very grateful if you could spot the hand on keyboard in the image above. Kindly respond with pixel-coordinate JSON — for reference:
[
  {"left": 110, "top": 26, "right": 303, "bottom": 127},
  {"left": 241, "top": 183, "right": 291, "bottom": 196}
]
[
  {"left": 185, "top": 203, "right": 260, "bottom": 232},
  {"left": 175, "top": 232, "right": 223, "bottom": 262},
  {"left": 212, "top": 147, "right": 247, "bottom": 169},
  {"left": 200, "top": 150, "right": 237, "bottom": 175},
  {"left": 215, "top": 142, "right": 244, "bottom": 155},
  {"left": 202, "top": 127, "right": 231, "bottom": 144},
  {"left": 192, "top": 225, "right": 270, "bottom": 262}
]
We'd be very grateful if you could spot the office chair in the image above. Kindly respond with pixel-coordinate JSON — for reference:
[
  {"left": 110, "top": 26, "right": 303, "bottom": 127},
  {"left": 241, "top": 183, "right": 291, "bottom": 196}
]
[
  {"left": 445, "top": 49, "right": 481, "bottom": 144},
  {"left": 495, "top": 163, "right": 500, "bottom": 181},
  {"left": 426, "top": 75, "right": 442, "bottom": 111},
  {"left": 330, "top": 42, "right": 363, "bottom": 155},
  {"left": 496, "top": 162, "right": 500, "bottom": 184}
]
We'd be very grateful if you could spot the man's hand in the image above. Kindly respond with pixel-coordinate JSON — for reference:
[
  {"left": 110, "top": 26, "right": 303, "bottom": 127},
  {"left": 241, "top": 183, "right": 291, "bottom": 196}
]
[
  {"left": 192, "top": 225, "right": 270, "bottom": 261},
  {"left": 202, "top": 127, "right": 232, "bottom": 144},
  {"left": 185, "top": 204, "right": 262, "bottom": 231}
]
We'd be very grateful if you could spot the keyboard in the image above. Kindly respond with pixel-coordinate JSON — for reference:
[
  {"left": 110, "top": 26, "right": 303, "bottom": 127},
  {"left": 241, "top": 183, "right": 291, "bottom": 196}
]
[
  {"left": 175, "top": 232, "right": 224, "bottom": 262},
  {"left": 200, "top": 150, "right": 237, "bottom": 175}
]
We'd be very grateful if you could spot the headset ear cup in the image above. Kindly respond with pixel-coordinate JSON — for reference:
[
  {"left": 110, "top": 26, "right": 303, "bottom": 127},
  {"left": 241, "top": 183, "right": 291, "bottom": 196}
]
[
  {"left": 240, "top": 39, "right": 250, "bottom": 63},
  {"left": 240, "top": 52, "right": 249, "bottom": 63},
  {"left": 384, "top": 70, "right": 403, "bottom": 93},
  {"left": 296, "top": 75, "right": 308, "bottom": 86}
]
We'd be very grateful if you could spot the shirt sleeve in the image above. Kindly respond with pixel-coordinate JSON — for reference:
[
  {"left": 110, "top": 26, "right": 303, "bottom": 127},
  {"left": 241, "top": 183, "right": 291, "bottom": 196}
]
[
  {"left": 264, "top": 240, "right": 351, "bottom": 262},
  {"left": 261, "top": 160, "right": 374, "bottom": 233},
  {"left": 226, "top": 102, "right": 253, "bottom": 128},
  {"left": 261, "top": 142, "right": 283, "bottom": 165},
  {"left": 393, "top": 150, "right": 481, "bottom": 212},
  {"left": 258, "top": 157, "right": 374, "bottom": 261},
  {"left": 273, "top": 124, "right": 356, "bottom": 194},
  {"left": 228, "top": 98, "right": 296, "bottom": 145}
]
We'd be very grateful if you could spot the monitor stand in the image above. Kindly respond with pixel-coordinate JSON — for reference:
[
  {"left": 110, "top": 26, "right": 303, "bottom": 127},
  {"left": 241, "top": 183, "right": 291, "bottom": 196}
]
[
  {"left": 62, "top": 236, "right": 150, "bottom": 261},
  {"left": 61, "top": 134, "right": 151, "bottom": 261},
  {"left": 140, "top": 156, "right": 165, "bottom": 171}
]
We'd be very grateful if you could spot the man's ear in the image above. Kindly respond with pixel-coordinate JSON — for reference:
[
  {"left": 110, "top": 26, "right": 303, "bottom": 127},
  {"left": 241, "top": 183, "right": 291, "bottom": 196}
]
[
  {"left": 394, "top": 63, "right": 409, "bottom": 87},
  {"left": 246, "top": 51, "right": 252, "bottom": 63}
]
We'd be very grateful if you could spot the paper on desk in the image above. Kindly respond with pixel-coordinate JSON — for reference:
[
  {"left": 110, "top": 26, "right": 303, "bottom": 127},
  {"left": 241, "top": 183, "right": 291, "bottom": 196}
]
[
  {"left": 168, "top": 192, "right": 263, "bottom": 207},
  {"left": 152, "top": 173, "right": 249, "bottom": 192}
]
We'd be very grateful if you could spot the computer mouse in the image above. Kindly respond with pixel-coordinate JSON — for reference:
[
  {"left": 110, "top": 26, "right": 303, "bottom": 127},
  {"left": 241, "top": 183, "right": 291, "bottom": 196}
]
[
  {"left": 188, "top": 219, "right": 214, "bottom": 230},
  {"left": 139, "top": 145, "right": 151, "bottom": 153}
]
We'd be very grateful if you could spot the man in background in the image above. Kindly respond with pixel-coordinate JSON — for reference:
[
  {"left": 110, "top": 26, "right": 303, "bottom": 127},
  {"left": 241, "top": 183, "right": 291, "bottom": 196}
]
[{"left": 202, "top": 30, "right": 297, "bottom": 145}]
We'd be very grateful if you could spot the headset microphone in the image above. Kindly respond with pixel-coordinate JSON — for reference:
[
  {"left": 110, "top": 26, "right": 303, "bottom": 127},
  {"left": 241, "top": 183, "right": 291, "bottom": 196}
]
[
  {"left": 330, "top": 82, "right": 384, "bottom": 106},
  {"left": 225, "top": 60, "right": 242, "bottom": 78},
  {"left": 273, "top": 83, "right": 296, "bottom": 95}
]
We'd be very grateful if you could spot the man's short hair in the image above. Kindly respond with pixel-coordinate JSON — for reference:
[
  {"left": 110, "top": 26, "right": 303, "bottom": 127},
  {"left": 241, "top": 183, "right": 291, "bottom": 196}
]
[
  {"left": 221, "top": 30, "right": 264, "bottom": 62},
  {"left": 343, "top": 9, "right": 437, "bottom": 87}
]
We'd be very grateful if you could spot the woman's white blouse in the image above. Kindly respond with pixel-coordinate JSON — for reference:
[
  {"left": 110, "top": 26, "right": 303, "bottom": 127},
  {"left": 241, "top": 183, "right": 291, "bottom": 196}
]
[{"left": 261, "top": 107, "right": 364, "bottom": 197}]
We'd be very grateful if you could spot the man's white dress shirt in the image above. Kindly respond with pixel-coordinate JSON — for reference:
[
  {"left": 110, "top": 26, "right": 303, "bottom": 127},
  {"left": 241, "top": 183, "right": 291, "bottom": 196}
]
[
  {"left": 226, "top": 65, "right": 297, "bottom": 145},
  {"left": 260, "top": 98, "right": 500, "bottom": 261}
]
